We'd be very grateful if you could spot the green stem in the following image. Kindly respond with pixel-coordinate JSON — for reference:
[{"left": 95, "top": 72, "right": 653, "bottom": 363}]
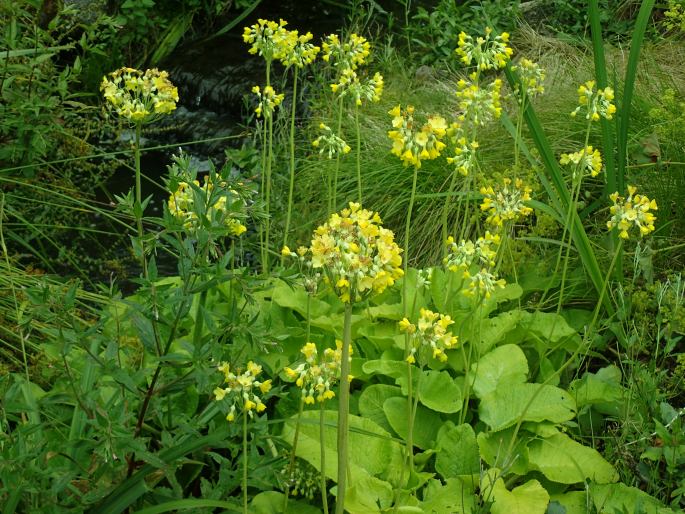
[
  {"left": 336, "top": 300, "right": 354, "bottom": 514},
  {"left": 243, "top": 410, "right": 249, "bottom": 514},
  {"left": 320, "top": 401, "right": 329, "bottom": 514},
  {"left": 405, "top": 361, "right": 414, "bottom": 471},
  {"left": 332, "top": 96, "right": 344, "bottom": 212},
  {"left": 282, "top": 68, "right": 299, "bottom": 264},
  {"left": 440, "top": 170, "right": 460, "bottom": 260},
  {"left": 403, "top": 165, "right": 420, "bottom": 315},
  {"left": 134, "top": 123, "right": 147, "bottom": 276},
  {"left": 264, "top": 112, "right": 274, "bottom": 273},
  {"left": 284, "top": 398, "right": 305, "bottom": 512},
  {"left": 192, "top": 289, "right": 208, "bottom": 349},
  {"left": 355, "top": 104, "right": 362, "bottom": 203}
]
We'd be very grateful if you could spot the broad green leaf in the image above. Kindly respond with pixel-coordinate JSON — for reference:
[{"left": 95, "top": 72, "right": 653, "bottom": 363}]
[
  {"left": 344, "top": 475, "right": 394, "bottom": 514},
  {"left": 250, "top": 491, "right": 321, "bottom": 513},
  {"left": 435, "top": 422, "right": 480, "bottom": 478},
  {"left": 383, "top": 397, "right": 441, "bottom": 449},
  {"left": 421, "top": 478, "right": 476, "bottom": 514},
  {"left": 569, "top": 365, "right": 624, "bottom": 416},
  {"left": 527, "top": 433, "right": 618, "bottom": 484},
  {"left": 271, "top": 280, "right": 331, "bottom": 319},
  {"left": 491, "top": 478, "right": 550, "bottom": 514},
  {"left": 418, "top": 370, "right": 462, "bottom": 413},
  {"left": 549, "top": 492, "right": 589, "bottom": 514},
  {"left": 477, "top": 427, "right": 530, "bottom": 476},
  {"left": 591, "top": 483, "right": 675, "bottom": 514},
  {"left": 472, "top": 344, "right": 528, "bottom": 399},
  {"left": 282, "top": 410, "right": 402, "bottom": 482},
  {"left": 477, "top": 310, "right": 523, "bottom": 354},
  {"left": 519, "top": 311, "right": 580, "bottom": 350},
  {"left": 362, "top": 359, "right": 406, "bottom": 380},
  {"left": 479, "top": 383, "right": 576, "bottom": 431},
  {"left": 359, "top": 384, "right": 402, "bottom": 433},
  {"left": 357, "top": 321, "right": 404, "bottom": 352}
]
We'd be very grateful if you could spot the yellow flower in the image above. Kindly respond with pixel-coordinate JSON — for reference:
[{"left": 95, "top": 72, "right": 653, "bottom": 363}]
[
  {"left": 444, "top": 232, "right": 506, "bottom": 298},
  {"left": 403, "top": 308, "right": 459, "bottom": 366},
  {"left": 243, "top": 18, "right": 290, "bottom": 62},
  {"left": 312, "top": 122, "right": 350, "bottom": 159},
  {"left": 253, "top": 85, "right": 284, "bottom": 119},
  {"left": 571, "top": 81, "right": 616, "bottom": 121},
  {"left": 321, "top": 32, "right": 370, "bottom": 70},
  {"left": 213, "top": 360, "right": 271, "bottom": 422},
  {"left": 387, "top": 105, "right": 447, "bottom": 168},
  {"left": 455, "top": 77, "right": 502, "bottom": 127},
  {"left": 607, "top": 185, "right": 657, "bottom": 239},
  {"left": 479, "top": 177, "right": 533, "bottom": 228},
  {"left": 283, "top": 341, "right": 350, "bottom": 404},
  {"left": 560, "top": 146, "right": 603, "bottom": 178},
  {"left": 456, "top": 28, "right": 513, "bottom": 70},
  {"left": 512, "top": 58, "right": 545, "bottom": 100}
]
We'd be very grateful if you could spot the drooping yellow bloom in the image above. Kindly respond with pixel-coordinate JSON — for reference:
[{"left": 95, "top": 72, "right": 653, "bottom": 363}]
[
  {"left": 214, "top": 361, "right": 271, "bottom": 422},
  {"left": 399, "top": 308, "right": 459, "bottom": 364},
  {"left": 512, "top": 58, "right": 545, "bottom": 100},
  {"left": 321, "top": 33, "right": 370, "bottom": 70},
  {"left": 387, "top": 105, "right": 447, "bottom": 168},
  {"left": 571, "top": 80, "right": 616, "bottom": 121},
  {"left": 331, "top": 69, "right": 384, "bottom": 106},
  {"left": 278, "top": 30, "right": 320, "bottom": 67},
  {"left": 607, "top": 185, "right": 658, "bottom": 239},
  {"left": 308, "top": 202, "right": 403, "bottom": 303},
  {"left": 312, "top": 122, "right": 351, "bottom": 158},
  {"left": 101, "top": 67, "right": 178, "bottom": 123},
  {"left": 284, "top": 340, "right": 351, "bottom": 404},
  {"left": 480, "top": 177, "right": 533, "bottom": 228},
  {"left": 242, "top": 18, "right": 291, "bottom": 62},
  {"left": 444, "top": 231, "right": 506, "bottom": 298},
  {"left": 168, "top": 175, "right": 247, "bottom": 235},
  {"left": 446, "top": 123, "right": 478, "bottom": 176},
  {"left": 455, "top": 76, "right": 502, "bottom": 127},
  {"left": 455, "top": 28, "right": 513, "bottom": 70},
  {"left": 560, "top": 146, "right": 603, "bottom": 178},
  {"left": 252, "top": 85, "right": 284, "bottom": 119}
]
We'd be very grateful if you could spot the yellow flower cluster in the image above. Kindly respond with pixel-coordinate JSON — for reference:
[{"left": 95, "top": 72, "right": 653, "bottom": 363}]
[
  {"left": 388, "top": 105, "right": 447, "bottom": 168},
  {"left": 101, "top": 67, "right": 179, "bottom": 123},
  {"left": 306, "top": 202, "right": 403, "bottom": 303},
  {"left": 446, "top": 124, "right": 478, "bottom": 176},
  {"left": 252, "top": 85, "right": 284, "bottom": 119},
  {"left": 455, "top": 28, "right": 513, "bottom": 70},
  {"left": 312, "top": 122, "right": 351, "bottom": 158},
  {"left": 214, "top": 361, "right": 272, "bottom": 422},
  {"left": 512, "top": 58, "right": 545, "bottom": 100},
  {"left": 455, "top": 76, "right": 502, "bottom": 126},
  {"left": 321, "top": 33, "right": 370, "bottom": 70},
  {"left": 607, "top": 185, "right": 658, "bottom": 239},
  {"left": 278, "top": 30, "right": 320, "bottom": 68},
  {"left": 560, "top": 146, "right": 603, "bottom": 178},
  {"left": 242, "top": 18, "right": 291, "bottom": 62},
  {"left": 444, "top": 232, "right": 506, "bottom": 298},
  {"left": 399, "top": 308, "right": 459, "bottom": 363},
  {"left": 480, "top": 177, "right": 533, "bottom": 228},
  {"left": 168, "top": 176, "right": 247, "bottom": 236},
  {"left": 284, "top": 341, "right": 350, "bottom": 404},
  {"left": 664, "top": 0, "right": 685, "bottom": 32},
  {"left": 331, "top": 69, "right": 384, "bottom": 106},
  {"left": 571, "top": 81, "right": 616, "bottom": 121}
]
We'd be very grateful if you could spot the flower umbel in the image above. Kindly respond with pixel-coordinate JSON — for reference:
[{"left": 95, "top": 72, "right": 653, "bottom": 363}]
[
  {"left": 387, "top": 105, "right": 447, "bottom": 168},
  {"left": 308, "top": 202, "right": 404, "bottom": 303},
  {"left": 512, "top": 58, "right": 545, "bottom": 100},
  {"left": 252, "top": 85, "right": 284, "bottom": 119},
  {"left": 455, "top": 28, "right": 513, "bottom": 70},
  {"left": 214, "top": 361, "right": 272, "bottom": 422},
  {"left": 560, "top": 146, "right": 603, "bottom": 178},
  {"left": 101, "top": 67, "right": 179, "bottom": 123},
  {"left": 480, "top": 177, "right": 533, "bottom": 228},
  {"left": 279, "top": 30, "right": 320, "bottom": 67},
  {"left": 242, "top": 18, "right": 291, "bottom": 62},
  {"left": 321, "top": 33, "right": 371, "bottom": 70},
  {"left": 446, "top": 123, "right": 479, "bottom": 176},
  {"left": 607, "top": 185, "right": 658, "bottom": 239},
  {"left": 284, "top": 341, "right": 351, "bottom": 404},
  {"left": 332, "top": 69, "right": 384, "bottom": 106},
  {"left": 571, "top": 80, "right": 616, "bottom": 121},
  {"left": 312, "top": 122, "right": 351, "bottom": 158},
  {"left": 455, "top": 76, "right": 502, "bottom": 127},
  {"left": 444, "top": 231, "right": 506, "bottom": 298},
  {"left": 399, "top": 308, "right": 459, "bottom": 364}
]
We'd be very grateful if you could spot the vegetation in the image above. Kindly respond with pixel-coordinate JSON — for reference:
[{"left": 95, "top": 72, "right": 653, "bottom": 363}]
[{"left": 1, "top": 0, "right": 684, "bottom": 513}]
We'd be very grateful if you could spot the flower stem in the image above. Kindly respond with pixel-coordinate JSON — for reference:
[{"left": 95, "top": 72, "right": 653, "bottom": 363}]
[
  {"left": 440, "top": 170, "right": 460, "bottom": 260},
  {"left": 133, "top": 122, "right": 147, "bottom": 276},
  {"left": 243, "top": 410, "right": 249, "bottom": 514},
  {"left": 284, "top": 398, "right": 305, "bottom": 512},
  {"left": 320, "top": 400, "right": 329, "bottom": 514},
  {"left": 355, "top": 104, "right": 362, "bottom": 204},
  {"left": 336, "top": 300, "right": 353, "bottom": 514},
  {"left": 332, "top": 96, "right": 344, "bottom": 212},
  {"left": 403, "top": 164, "right": 420, "bottom": 315},
  {"left": 282, "top": 68, "right": 299, "bottom": 265}
]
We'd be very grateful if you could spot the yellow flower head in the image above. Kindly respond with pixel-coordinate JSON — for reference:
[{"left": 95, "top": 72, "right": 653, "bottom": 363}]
[
  {"left": 571, "top": 80, "right": 616, "bottom": 121},
  {"left": 479, "top": 177, "right": 533, "bottom": 228},
  {"left": 455, "top": 76, "right": 502, "bottom": 127},
  {"left": 444, "top": 231, "right": 506, "bottom": 298},
  {"left": 311, "top": 122, "right": 351, "bottom": 159},
  {"left": 252, "top": 85, "right": 284, "bottom": 119},
  {"left": 214, "top": 360, "right": 271, "bottom": 421},
  {"left": 607, "top": 185, "right": 658, "bottom": 239},
  {"left": 387, "top": 105, "right": 447, "bottom": 168},
  {"left": 168, "top": 175, "right": 247, "bottom": 236},
  {"left": 332, "top": 69, "right": 384, "bottom": 106},
  {"left": 279, "top": 30, "right": 320, "bottom": 67},
  {"left": 101, "top": 67, "right": 178, "bottom": 123},
  {"left": 446, "top": 123, "right": 478, "bottom": 176},
  {"left": 512, "top": 58, "right": 545, "bottom": 100},
  {"left": 403, "top": 308, "right": 459, "bottom": 365},
  {"left": 307, "top": 202, "right": 403, "bottom": 302},
  {"left": 243, "top": 18, "right": 290, "bottom": 62},
  {"left": 560, "top": 146, "right": 603, "bottom": 178},
  {"left": 455, "top": 28, "right": 513, "bottom": 70},
  {"left": 321, "top": 32, "right": 371, "bottom": 70},
  {"left": 283, "top": 341, "right": 351, "bottom": 404}
]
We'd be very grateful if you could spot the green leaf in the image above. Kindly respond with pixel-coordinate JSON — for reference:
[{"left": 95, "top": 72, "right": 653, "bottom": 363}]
[
  {"left": 477, "top": 428, "right": 530, "bottom": 476},
  {"left": 549, "top": 492, "right": 588, "bottom": 514},
  {"left": 359, "top": 384, "right": 402, "bottom": 433},
  {"left": 472, "top": 344, "right": 529, "bottom": 399},
  {"left": 362, "top": 359, "right": 406, "bottom": 380},
  {"left": 590, "top": 483, "right": 675, "bottom": 514},
  {"left": 418, "top": 370, "right": 462, "bottom": 413},
  {"left": 383, "top": 397, "right": 441, "bottom": 450},
  {"left": 357, "top": 321, "right": 404, "bottom": 352},
  {"left": 477, "top": 310, "right": 524, "bottom": 355},
  {"left": 479, "top": 383, "right": 576, "bottom": 431},
  {"left": 249, "top": 491, "right": 321, "bottom": 514},
  {"left": 569, "top": 365, "right": 624, "bottom": 416},
  {"left": 282, "top": 410, "right": 403, "bottom": 482},
  {"left": 490, "top": 478, "right": 550, "bottom": 514},
  {"left": 344, "top": 475, "right": 394, "bottom": 514},
  {"left": 421, "top": 478, "right": 476, "bottom": 514},
  {"left": 527, "top": 432, "right": 617, "bottom": 484},
  {"left": 435, "top": 422, "right": 480, "bottom": 478}
]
